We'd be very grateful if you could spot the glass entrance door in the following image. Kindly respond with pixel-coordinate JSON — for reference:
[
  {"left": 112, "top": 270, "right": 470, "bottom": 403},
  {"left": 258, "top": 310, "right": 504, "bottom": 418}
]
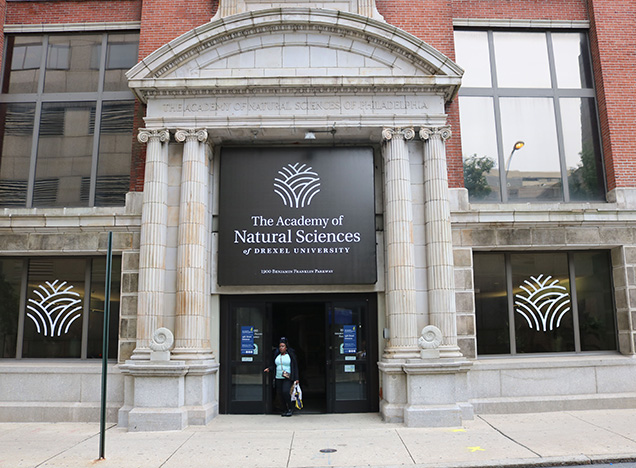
[
  {"left": 221, "top": 300, "right": 271, "bottom": 413},
  {"left": 220, "top": 294, "right": 378, "bottom": 414},
  {"left": 327, "top": 299, "right": 377, "bottom": 413}
]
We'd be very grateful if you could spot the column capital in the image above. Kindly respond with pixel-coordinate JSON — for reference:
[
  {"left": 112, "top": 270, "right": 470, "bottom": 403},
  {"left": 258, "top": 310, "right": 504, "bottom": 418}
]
[
  {"left": 175, "top": 128, "right": 209, "bottom": 143},
  {"left": 138, "top": 128, "right": 170, "bottom": 144},
  {"left": 382, "top": 127, "right": 416, "bottom": 142},
  {"left": 419, "top": 126, "right": 452, "bottom": 142}
]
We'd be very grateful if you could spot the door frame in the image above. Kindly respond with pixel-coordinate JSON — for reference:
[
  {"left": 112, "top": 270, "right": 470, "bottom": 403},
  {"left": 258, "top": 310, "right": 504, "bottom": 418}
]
[{"left": 219, "top": 293, "right": 379, "bottom": 414}]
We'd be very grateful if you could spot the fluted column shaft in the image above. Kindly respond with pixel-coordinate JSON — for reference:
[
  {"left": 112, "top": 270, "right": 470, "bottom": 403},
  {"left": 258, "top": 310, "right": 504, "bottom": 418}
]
[
  {"left": 135, "top": 129, "right": 170, "bottom": 354},
  {"left": 382, "top": 127, "right": 419, "bottom": 358},
  {"left": 173, "top": 129, "right": 213, "bottom": 359},
  {"left": 420, "top": 126, "right": 461, "bottom": 356}
]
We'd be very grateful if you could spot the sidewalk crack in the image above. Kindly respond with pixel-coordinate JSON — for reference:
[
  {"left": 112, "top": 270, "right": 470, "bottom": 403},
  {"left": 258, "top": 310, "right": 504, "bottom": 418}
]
[
  {"left": 395, "top": 429, "right": 416, "bottom": 464},
  {"left": 159, "top": 432, "right": 197, "bottom": 468},
  {"left": 286, "top": 431, "right": 295, "bottom": 467},
  {"left": 477, "top": 415, "right": 542, "bottom": 457},
  {"left": 567, "top": 411, "right": 636, "bottom": 445},
  {"left": 34, "top": 423, "right": 117, "bottom": 468}
]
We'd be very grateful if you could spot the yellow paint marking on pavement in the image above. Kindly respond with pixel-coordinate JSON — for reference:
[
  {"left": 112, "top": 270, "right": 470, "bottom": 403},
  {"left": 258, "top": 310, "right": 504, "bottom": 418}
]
[
  {"left": 467, "top": 446, "right": 485, "bottom": 452},
  {"left": 451, "top": 429, "right": 466, "bottom": 432}
]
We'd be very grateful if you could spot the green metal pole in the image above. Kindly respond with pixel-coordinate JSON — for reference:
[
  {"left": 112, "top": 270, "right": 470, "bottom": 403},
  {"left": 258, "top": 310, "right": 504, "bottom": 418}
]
[{"left": 99, "top": 231, "right": 113, "bottom": 459}]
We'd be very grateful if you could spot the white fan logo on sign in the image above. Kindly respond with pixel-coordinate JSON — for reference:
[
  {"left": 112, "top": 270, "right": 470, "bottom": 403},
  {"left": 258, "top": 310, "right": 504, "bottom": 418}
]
[
  {"left": 26, "top": 280, "right": 82, "bottom": 336},
  {"left": 514, "top": 275, "right": 571, "bottom": 331},
  {"left": 274, "top": 163, "right": 321, "bottom": 208}
]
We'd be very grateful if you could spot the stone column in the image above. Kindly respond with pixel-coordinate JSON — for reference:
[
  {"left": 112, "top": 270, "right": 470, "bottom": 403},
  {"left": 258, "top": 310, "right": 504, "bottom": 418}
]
[
  {"left": 420, "top": 126, "right": 461, "bottom": 357},
  {"left": 133, "top": 128, "right": 170, "bottom": 357},
  {"left": 381, "top": 127, "right": 419, "bottom": 359},
  {"left": 172, "top": 129, "right": 213, "bottom": 360}
]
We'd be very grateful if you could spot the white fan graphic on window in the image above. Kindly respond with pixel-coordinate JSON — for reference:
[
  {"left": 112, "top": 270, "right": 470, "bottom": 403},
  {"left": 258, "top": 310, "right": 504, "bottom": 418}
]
[
  {"left": 514, "top": 275, "right": 571, "bottom": 331},
  {"left": 26, "top": 280, "right": 82, "bottom": 336},
  {"left": 274, "top": 163, "right": 321, "bottom": 208}
]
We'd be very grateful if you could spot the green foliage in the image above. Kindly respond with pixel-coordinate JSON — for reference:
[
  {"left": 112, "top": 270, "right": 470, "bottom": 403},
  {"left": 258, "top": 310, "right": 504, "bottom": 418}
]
[{"left": 463, "top": 154, "right": 495, "bottom": 200}]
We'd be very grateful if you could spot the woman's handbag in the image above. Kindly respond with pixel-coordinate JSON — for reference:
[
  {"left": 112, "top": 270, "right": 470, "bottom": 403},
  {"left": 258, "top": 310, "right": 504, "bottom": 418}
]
[{"left": 290, "top": 382, "right": 303, "bottom": 410}]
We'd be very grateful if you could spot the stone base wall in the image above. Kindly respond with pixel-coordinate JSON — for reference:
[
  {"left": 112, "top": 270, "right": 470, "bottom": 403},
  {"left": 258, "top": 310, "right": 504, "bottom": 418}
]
[
  {"left": 468, "top": 355, "right": 636, "bottom": 413},
  {"left": 0, "top": 362, "right": 124, "bottom": 423}
]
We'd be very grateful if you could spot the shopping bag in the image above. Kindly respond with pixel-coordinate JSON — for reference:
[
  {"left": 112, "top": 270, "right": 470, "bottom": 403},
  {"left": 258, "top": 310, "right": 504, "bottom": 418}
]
[{"left": 290, "top": 382, "right": 303, "bottom": 410}]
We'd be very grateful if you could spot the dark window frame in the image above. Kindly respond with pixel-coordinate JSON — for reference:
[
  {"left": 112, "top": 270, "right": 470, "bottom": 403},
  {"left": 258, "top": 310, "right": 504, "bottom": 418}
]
[
  {"left": 0, "top": 31, "right": 138, "bottom": 208},
  {"left": 473, "top": 250, "right": 618, "bottom": 357},
  {"left": 455, "top": 28, "right": 607, "bottom": 203}
]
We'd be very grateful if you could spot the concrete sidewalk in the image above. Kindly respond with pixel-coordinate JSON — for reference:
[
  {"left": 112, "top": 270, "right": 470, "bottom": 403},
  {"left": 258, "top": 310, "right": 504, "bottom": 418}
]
[{"left": 2, "top": 409, "right": 636, "bottom": 468}]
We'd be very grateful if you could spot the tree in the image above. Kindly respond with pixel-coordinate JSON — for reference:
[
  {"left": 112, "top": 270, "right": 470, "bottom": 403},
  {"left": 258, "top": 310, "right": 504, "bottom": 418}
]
[{"left": 463, "top": 154, "right": 495, "bottom": 200}]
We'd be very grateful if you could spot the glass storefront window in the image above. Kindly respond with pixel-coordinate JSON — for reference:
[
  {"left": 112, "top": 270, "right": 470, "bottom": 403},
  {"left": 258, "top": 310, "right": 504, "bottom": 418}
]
[
  {"left": 474, "top": 251, "right": 616, "bottom": 355},
  {"left": 458, "top": 97, "right": 500, "bottom": 202},
  {"left": 0, "top": 256, "right": 121, "bottom": 359},
  {"left": 455, "top": 29, "right": 605, "bottom": 203},
  {"left": 0, "top": 102, "right": 36, "bottom": 206},
  {"left": 0, "top": 32, "right": 139, "bottom": 208},
  {"left": 0, "top": 259, "right": 23, "bottom": 358}
]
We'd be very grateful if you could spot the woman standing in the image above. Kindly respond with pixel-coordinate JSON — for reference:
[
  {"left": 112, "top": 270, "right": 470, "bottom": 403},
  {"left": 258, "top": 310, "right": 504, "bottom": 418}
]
[{"left": 264, "top": 337, "right": 299, "bottom": 416}]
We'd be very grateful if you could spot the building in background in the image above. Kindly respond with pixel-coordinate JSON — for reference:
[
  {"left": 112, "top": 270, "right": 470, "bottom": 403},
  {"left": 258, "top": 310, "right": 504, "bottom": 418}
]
[{"left": 1, "top": 0, "right": 635, "bottom": 431}]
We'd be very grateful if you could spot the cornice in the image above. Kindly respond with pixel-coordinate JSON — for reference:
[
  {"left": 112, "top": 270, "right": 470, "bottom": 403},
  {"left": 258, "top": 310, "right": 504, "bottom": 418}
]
[{"left": 132, "top": 77, "right": 460, "bottom": 101}]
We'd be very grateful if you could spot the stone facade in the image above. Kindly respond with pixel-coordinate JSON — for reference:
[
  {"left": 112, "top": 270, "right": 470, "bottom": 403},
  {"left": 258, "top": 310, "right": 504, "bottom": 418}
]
[{"left": 2, "top": 0, "right": 636, "bottom": 430}]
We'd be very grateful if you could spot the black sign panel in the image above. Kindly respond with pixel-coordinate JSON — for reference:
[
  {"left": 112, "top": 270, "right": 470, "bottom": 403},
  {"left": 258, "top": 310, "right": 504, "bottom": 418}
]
[{"left": 218, "top": 147, "right": 377, "bottom": 285}]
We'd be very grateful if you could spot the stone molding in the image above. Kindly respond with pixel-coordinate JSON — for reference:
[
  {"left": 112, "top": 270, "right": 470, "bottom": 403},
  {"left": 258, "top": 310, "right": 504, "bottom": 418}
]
[
  {"left": 174, "top": 129, "right": 209, "bottom": 143},
  {"left": 127, "top": 9, "right": 463, "bottom": 103},
  {"left": 420, "top": 126, "right": 452, "bottom": 142},
  {"left": 381, "top": 127, "right": 415, "bottom": 142},
  {"left": 137, "top": 129, "right": 170, "bottom": 144}
]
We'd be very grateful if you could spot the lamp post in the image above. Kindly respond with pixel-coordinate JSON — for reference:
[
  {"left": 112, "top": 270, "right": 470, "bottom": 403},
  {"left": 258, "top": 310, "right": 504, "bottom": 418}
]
[{"left": 505, "top": 141, "right": 525, "bottom": 173}]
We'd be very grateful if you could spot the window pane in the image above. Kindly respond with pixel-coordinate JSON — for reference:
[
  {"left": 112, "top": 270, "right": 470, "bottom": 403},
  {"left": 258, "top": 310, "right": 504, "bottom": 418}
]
[
  {"left": 104, "top": 33, "right": 139, "bottom": 92},
  {"left": 552, "top": 32, "right": 593, "bottom": 89},
  {"left": 87, "top": 257, "right": 121, "bottom": 359},
  {"left": 3, "top": 36, "right": 43, "bottom": 94},
  {"left": 561, "top": 98, "right": 605, "bottom": 201},
  {"left": 474, "top": 253, "right": 510, "bottom": 355},
  {"left": 22, "top": 258, "right": 86, "bottom": 358},
  {"left": 0, "top": 103, "right": 35, "bottom": 206},
  {"left": 95, "top": 101, "right": 134, "bottom": 206},
  {"left": 459, "top": 97, "right": 501, "bottom": 201},
  {"left": 44, "top": 35, "right": 101, "bottom": 93},
  {"left": 34, "top": 102, "right": 96, "bottom": 207},
  {"left": 0, "top": 259, "right": 23, "bottom": 358},
  {"left": 511, "top": 253, "right": 574, "bottom": 353},
  {"left": 500, "top": 97, "right": 563, "bottom": 201},
  {"left": 493, "top": 32, "right": 551, "bottom": 88},
  {"left": 454, "top": 30, "right": 492, "bottom": 87},
  {"left": 574, "top": 252, "right": 616, "bottom": 351}
]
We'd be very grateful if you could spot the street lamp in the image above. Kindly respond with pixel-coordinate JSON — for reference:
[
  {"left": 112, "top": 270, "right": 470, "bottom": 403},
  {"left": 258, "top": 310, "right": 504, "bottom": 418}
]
[{"left": 505, "top": 141, "right": 525, "bottom": 172}]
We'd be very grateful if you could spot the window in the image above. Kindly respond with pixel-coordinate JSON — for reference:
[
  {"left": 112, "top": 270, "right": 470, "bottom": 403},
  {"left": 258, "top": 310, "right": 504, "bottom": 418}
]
[
  {"left": 455, "top": 30, "right": 605, "bottom": 203},
  {"left": 474, "top": 251, "right": 616, "bottom": 355},
  {"left": 0, "top": 32, "right": 139, "bottom": 207},
  {"left": 0, "top": 257, "right": 121, "bottom": 359}
]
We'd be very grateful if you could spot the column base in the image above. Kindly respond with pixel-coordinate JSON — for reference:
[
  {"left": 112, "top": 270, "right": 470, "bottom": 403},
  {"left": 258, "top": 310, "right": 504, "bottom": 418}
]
[
  {"left": 128, "top": 407, "right": 188, "bottom": 432},
  {"left": 118, "top": 359, "right": 219, "bottom": 431},
  {"left": 379, "top": 356, "right": 474, "bottom": 427}
]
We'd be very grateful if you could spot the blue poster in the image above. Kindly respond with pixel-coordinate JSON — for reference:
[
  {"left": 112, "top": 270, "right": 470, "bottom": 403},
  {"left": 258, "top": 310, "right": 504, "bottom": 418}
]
[
  {"left": 343, "top": 325, "right": 357, "bottom": 354},
  {"left": 241, "top": 326, "right": 255, "bottom": 355}
]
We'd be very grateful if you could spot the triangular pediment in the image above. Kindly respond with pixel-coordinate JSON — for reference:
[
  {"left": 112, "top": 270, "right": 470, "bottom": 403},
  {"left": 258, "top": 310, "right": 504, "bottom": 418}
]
[{"left": 127, "top": 8, "right": 463, "bottom": 102}]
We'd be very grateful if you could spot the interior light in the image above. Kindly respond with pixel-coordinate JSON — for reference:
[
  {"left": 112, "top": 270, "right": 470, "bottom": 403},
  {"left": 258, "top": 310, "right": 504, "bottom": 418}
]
[{"left": 304, "top": 132, "right": 316, "bottom": 140}]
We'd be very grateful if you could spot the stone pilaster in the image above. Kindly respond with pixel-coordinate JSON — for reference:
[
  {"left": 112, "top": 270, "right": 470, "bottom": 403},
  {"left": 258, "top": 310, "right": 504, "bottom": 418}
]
[
  {"left": 381, "top": 127, "right": 419, "bottom": 359},
  {"left": 133, "top": 129, "right": 170, "bottom": 358},
  {"left": 172, "top": 129, "right": 214, "bottom": 360},
  {"left": 420, "top": 126, "right": 462, "bottom": 358}
]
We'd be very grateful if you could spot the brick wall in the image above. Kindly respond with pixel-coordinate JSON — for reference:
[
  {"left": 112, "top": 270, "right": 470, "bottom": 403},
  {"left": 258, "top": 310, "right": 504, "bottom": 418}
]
[
  {"left": 6, "top": 0, "right": 142, "bottom": 24},
  {"left": 138, "top": 0, "right": 218, "bottom": 58},
  {"left": 587, "top": 0, "right": 636, "bottom": 191}
]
